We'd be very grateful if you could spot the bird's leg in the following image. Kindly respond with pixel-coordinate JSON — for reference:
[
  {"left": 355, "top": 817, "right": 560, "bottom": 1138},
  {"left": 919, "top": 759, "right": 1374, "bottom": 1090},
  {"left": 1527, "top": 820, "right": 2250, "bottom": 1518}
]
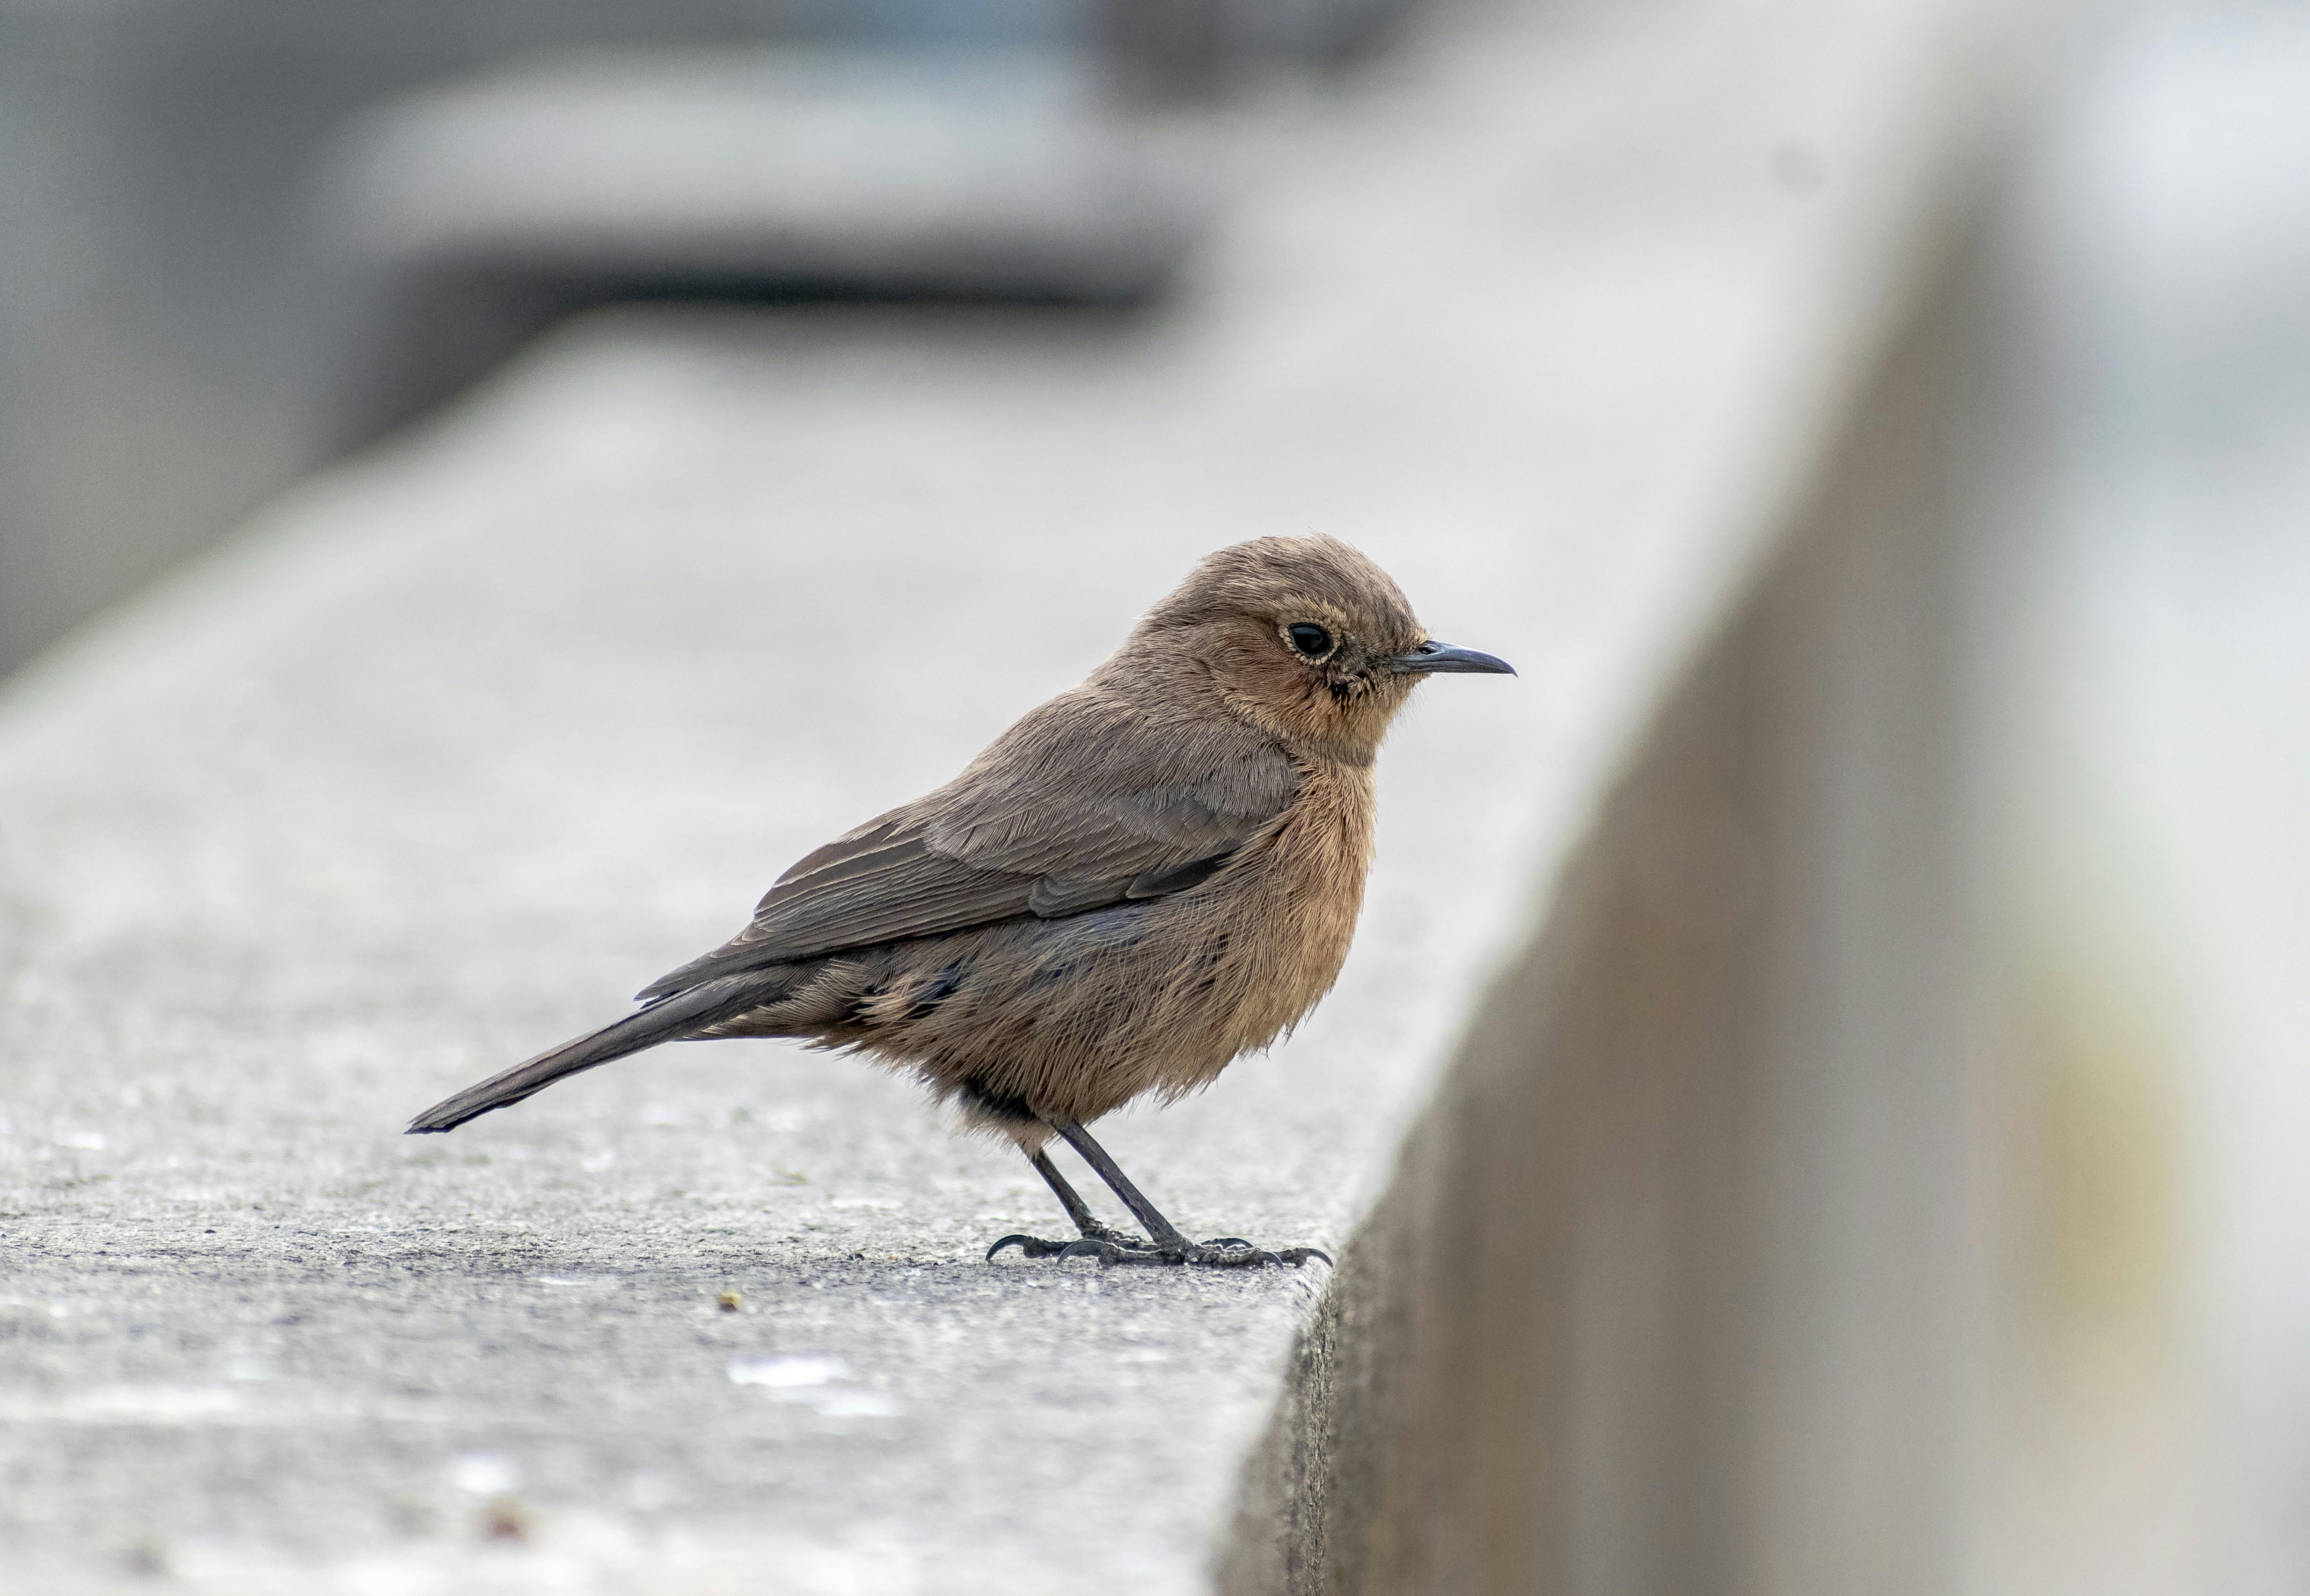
[
  {"left": 1042, "top": 1119, "right": 1330, "bottom": 1269},
  {"left": 985, "top": 1147, "right": 1156, "bottom": 1261},
  {"left": 1030, "top": 1149, "right": 1154, "bottom": 1249},
  {"left": 1048, "top": 1120, "right": 1195, "bottom": 1254}
]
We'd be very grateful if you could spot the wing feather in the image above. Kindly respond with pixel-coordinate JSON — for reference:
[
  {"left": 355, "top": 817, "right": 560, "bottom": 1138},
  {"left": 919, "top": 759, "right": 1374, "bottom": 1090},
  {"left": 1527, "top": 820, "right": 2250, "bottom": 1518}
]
[{"left": 636, "top": 688, "right": 1294, "bottom": 1000}]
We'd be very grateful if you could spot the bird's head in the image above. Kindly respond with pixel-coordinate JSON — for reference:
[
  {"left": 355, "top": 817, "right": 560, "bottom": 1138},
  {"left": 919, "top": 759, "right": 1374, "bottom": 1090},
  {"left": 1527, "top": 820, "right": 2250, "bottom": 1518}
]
[{"left": 1120, "top": 535, "right": 1513, "bottom": 763}]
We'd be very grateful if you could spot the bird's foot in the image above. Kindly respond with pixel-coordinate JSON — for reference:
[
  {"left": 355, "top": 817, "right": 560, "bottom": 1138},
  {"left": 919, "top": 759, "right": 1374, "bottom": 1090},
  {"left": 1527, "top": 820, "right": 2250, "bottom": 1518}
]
[
  {"left": 1089, "top": 1236, "right": 1333, "bottom": 1268},
  {"left": 985, "top": 1223, "right": 1155, "bottom": 1263},
  {"left": 987, "top": 1232, "right": 1330, "bottom": 1268},
  {"left": 1176, "top": 1238, "right": 1331, "bottom": 1269}
]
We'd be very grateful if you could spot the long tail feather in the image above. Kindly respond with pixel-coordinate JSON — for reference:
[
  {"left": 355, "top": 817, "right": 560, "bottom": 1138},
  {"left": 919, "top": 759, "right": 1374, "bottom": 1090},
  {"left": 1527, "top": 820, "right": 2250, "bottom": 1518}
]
[{"left": 405, "top": 977, "right": 764, "bottom": 1134}]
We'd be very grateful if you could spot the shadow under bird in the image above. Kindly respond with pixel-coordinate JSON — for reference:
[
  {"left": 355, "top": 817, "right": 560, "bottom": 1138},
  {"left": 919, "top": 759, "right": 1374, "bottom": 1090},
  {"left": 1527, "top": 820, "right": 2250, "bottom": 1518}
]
[{"left": 408, "top": 535, "right": 1512, "bottom": 1267}]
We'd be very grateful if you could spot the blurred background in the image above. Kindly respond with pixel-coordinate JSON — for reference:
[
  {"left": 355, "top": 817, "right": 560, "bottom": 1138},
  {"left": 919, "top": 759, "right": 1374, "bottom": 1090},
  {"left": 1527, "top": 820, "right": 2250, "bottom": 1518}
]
[
  {"left": 1981, "top": 2, "right": 2310, "bottom": 1589},
  {"left": 0, "top": 0, "right": 1404, "bottom": 678},
  {"left": 2, "top": 0, "right": 2308, "bottom": 1591}
]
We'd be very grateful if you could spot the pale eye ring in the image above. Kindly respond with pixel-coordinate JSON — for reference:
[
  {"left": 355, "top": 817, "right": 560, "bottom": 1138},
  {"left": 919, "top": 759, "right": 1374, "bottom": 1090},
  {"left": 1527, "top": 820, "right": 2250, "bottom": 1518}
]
[{"left": 1286, "top": 623, "right": 1334, "bottom": 659}]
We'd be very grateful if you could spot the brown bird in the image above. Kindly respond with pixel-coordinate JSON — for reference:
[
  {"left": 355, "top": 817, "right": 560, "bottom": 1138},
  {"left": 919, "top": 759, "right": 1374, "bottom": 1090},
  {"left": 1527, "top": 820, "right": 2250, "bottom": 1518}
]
[{"left": 408, "top": 535, "right": 1512, "bottom": 1267}]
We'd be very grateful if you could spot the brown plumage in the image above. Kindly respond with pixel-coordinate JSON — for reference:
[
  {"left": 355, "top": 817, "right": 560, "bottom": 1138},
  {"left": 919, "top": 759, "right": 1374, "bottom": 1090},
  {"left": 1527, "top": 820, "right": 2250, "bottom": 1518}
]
[{"left": 408, "top": 535, "right": 1512, "bottom": 1267}]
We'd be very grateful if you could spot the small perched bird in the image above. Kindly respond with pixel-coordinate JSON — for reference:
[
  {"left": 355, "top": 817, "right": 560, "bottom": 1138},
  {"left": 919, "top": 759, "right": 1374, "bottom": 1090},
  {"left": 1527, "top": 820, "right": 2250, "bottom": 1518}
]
[{"left": 409, "top": 535, "right": 1511, "bottom": 1267}]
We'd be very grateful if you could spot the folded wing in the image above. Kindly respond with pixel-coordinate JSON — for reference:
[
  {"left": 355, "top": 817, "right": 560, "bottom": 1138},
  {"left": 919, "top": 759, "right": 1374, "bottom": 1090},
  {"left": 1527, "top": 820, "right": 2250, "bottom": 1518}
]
[{"left": 636, "top": 688, "right": 1295, "bottom": 1000}]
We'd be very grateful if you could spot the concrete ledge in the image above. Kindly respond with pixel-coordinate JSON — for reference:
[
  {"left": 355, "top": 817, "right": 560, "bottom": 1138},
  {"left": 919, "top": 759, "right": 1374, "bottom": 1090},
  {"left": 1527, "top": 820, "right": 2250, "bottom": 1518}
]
[{"left": 0, "top": 1, "right": 2017, "bottom": 1589}]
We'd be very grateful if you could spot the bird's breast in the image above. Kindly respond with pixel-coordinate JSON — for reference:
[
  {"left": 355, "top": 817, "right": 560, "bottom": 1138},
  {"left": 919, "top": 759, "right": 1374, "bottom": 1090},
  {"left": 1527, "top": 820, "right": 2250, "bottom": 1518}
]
[{"left": 1201, "top": 757, "right": 1377, "bottom": 1060}]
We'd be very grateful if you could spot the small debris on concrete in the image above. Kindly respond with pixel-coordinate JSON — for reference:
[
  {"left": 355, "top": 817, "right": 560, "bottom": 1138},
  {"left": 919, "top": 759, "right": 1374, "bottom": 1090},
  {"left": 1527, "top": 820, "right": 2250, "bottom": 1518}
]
[{"left": 480, "top": 1495, "right": 530, "bottom": 1543}]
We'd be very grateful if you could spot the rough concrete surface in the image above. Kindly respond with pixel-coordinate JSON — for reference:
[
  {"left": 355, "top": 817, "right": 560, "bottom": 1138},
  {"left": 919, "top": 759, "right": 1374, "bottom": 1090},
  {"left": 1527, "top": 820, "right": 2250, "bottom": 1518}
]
[{"left": 0, "top": 1, "right": 1999, "bottom": 1589}]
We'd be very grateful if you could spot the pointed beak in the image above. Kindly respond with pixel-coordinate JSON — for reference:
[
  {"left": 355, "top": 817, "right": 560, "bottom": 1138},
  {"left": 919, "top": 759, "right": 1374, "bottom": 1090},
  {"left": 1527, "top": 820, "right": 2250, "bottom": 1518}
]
[{"left": 1389, "top": 639, "right": 1516, "bottom": 676}]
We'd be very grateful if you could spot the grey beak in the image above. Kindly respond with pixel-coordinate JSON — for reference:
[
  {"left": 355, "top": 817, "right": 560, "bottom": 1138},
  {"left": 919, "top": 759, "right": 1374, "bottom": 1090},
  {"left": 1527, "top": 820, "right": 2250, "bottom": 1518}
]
[{"left": 1391, "top": 639, "right": 1516, "bottom": 676}]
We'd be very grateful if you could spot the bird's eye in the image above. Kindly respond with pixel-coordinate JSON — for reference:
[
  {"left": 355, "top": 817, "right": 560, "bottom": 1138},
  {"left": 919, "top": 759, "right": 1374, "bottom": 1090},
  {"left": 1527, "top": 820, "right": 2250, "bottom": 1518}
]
[{"left": 1286, "top": 623, "right": 1334, "bottom": 658}]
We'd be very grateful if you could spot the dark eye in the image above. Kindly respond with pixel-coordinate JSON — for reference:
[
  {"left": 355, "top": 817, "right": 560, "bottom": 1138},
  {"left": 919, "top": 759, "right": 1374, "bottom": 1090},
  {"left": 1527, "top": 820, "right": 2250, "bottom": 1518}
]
[{"left": 1286, "top": 623, "right": 1334, "bottom": 658}]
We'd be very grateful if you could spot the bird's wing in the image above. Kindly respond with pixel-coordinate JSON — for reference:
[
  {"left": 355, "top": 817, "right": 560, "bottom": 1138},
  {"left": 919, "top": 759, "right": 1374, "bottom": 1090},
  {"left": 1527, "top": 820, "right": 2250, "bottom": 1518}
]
[{"left": 635, "top": 689, "right": 1295, "bottom": 1000}]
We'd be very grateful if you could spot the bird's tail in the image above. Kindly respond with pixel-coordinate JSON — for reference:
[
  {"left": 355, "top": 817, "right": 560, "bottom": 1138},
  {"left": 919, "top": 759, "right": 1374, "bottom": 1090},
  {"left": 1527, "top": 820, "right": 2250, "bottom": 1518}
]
[{"left": 405, "top": 976, "right": 765, "bottom": 1134}]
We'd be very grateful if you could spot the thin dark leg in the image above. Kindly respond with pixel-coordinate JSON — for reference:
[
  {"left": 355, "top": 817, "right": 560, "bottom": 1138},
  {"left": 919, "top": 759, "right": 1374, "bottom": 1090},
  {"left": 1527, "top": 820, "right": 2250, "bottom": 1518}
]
[
  {"left": 1050, "top": 1120, "right": 1193, "bottom": 1250},
  {"left": 1038, "top": 1119, "right": 1331, "bottom": 1270},
  {"left": 983, "top": 1146, "right": 1158, "bottom": 1261},
  {"left": 1031, "top": 1147, "right": 1107, "bottom": 1235},
  {"left": 1030, "top": 1148, "right": 1153, "bottom": 1249},
  {"left": 984, "top": 1120, "right": 1331, "bottom": 1269}
]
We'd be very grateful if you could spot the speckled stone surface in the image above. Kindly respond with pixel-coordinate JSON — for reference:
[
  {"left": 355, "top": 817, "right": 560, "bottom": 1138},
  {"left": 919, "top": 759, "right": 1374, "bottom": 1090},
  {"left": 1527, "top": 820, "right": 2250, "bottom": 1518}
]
[{"left": 0, "top": 1, "right": 1995, "bottom": 1589}]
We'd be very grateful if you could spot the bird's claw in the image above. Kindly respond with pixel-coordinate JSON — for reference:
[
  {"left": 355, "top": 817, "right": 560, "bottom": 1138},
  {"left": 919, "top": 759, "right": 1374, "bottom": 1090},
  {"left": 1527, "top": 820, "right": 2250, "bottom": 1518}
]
[
  {"left": 985, "top": 1232, "right": 1332, "bottom": 1268},
  {"left": 986, "top": 1233, "right": 1075, "bottom": 1261},
  {"left": 987, "top": 1229, "right": 1155, "bottom": 1262},
  {"left": 1183, "top": 1237, "right": 1330, "bottom": 1267},
  {"left": 1186, "top": 1243, "right": 1277, "bottom": 1267}
]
